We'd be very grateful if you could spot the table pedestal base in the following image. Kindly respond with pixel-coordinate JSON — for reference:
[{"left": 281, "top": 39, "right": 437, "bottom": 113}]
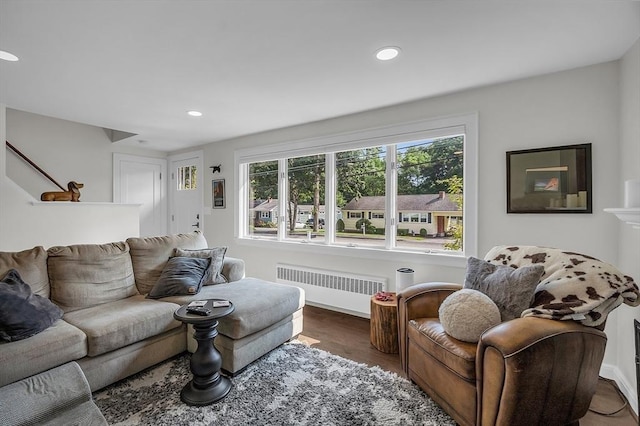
[
  {"left": 180, "top": 376, "right": 232, "bottom": 406},
  {"left": 181, "top": 319, "right": 231, "bottom": 406}
]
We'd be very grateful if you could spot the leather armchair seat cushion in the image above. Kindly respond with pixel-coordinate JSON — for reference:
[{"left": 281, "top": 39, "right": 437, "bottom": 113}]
[{"left": 409, "top": 318, "right": 477, "bottom": 380}]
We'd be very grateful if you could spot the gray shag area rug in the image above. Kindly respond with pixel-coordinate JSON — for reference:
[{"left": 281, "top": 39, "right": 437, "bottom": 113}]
[{"left": 93, "top": 341, "right": 455, "bottom": 425}]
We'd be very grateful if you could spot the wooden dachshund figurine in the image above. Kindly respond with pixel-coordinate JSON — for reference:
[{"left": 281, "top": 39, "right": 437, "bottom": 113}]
[{"left": 41, "top": 181, "right": 84, "bottom": 202}]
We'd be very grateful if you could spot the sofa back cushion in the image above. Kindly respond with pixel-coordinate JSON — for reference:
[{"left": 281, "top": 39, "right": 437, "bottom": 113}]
[
  {"left": 126, "top": 231, "right": 208, "bottom": 294},
  {"left": 0, "top": 246, "right": 49, "bottom": 298},
  {"left": 47, "top": 242, "right": 137, "bottom": 312}
]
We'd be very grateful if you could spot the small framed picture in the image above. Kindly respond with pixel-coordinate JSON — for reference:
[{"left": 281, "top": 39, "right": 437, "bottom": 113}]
[
  {"left": 506, "top": 143, "right": 592, "bottom": 213},
  {"left": 212, "top": 179, "right": 225, "bottom": 209}
]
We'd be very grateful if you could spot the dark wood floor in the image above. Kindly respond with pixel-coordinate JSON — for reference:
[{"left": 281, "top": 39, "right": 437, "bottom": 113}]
[{"left": 298, "top": 305, "right": 638, "bottom": 426}]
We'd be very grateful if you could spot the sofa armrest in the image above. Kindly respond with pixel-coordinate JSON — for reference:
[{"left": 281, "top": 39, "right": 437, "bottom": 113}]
[
  {"left": 397, "top": 282, "right": 461, "bottom": 372},
  {"left": 477, "top": 317, "right": 607, "bottom": 425},
  {"left": 0, "top": 362, "right": 107, "bottom": 426},
  {"left": 222, "top": 256, "right": 245, "bottom": 282},
  {"left": 397, "top": 282, "right": 462, "bottom": 319}
]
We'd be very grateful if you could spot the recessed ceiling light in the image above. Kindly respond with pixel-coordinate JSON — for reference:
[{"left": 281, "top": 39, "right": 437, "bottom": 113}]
[
  {"left": 187, "top": 110, "right": 202, "bottom": 117},
  {"left": 375, "top": 47, "right": 400, "bottom": 61},
  {"left": 0, "top": 50, "right": 19, "bottom": 61}
]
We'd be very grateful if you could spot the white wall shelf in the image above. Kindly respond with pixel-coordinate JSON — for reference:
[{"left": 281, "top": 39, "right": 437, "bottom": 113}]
[{"left": 604, "top": 208, "right": 640, "bottom": 229}]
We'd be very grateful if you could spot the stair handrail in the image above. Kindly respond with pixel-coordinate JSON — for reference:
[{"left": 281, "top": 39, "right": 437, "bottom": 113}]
[{"left": 5, "top": 140, "right": 66, "bottom": 191}]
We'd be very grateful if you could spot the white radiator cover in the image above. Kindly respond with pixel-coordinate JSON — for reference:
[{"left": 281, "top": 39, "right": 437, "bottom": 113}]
[{"left": 276, "top": 263, "right": 387, "bottom": 316}]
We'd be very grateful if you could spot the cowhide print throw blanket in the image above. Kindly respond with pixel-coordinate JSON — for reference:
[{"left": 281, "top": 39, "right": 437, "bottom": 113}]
[{"left": 485, "top": 245, "right": 639, "bottom": 327}]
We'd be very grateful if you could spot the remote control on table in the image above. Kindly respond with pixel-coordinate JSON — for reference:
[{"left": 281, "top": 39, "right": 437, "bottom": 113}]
[
  {"left": 186, "top": 306, "right": 211, "bottom": 316},
  {"left": 212, "top": 300, "right": 231, "bottom": 308}
]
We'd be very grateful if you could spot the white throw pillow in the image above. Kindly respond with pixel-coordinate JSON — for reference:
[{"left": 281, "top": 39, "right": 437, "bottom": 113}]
[{"left": 439, "top": 289, "right": 501, "bottom": 342}]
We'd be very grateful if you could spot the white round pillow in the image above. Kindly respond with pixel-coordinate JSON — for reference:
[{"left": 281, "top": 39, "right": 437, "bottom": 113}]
[{"left": 438, "top": 289, "right": 501, "bottom": 343}]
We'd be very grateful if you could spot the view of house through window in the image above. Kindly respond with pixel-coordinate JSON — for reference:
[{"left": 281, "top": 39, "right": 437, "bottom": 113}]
[
  {"left": 337, "top": 147, "right": 386, "bottom": 248},
  {"left": 395, "top": 136, "right": 464, "bottom": 251},
  {"left": 286, "top": 154, "right": 326, "bottom": 242},
  {"left": 243, "top": 132, "right": 466, "bottom": 254},
  {"left": 248, "top": 160, "right": 278, "bottom": 239}
]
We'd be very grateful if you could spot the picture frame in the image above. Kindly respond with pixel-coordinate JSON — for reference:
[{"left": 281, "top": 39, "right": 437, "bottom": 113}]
[
  {"left": 506, "top": 143, "right": 592, "bottom": 213},
  {"left": 212, "top": 179, "right": 225, "bottom": 209}
]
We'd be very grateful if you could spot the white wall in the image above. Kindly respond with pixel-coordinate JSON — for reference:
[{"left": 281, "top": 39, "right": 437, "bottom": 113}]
[
  {"left": 0, "top": 179, "right": 140, "bottom": 251},
  {"left": 0, "top": 108, "right": 166, "bottom": 251},
  {"left": 607, "top": 37, "right": 640, "bottom": 413},
  {"left": 6, "top": 108, "right": 166, "bottom": 202}
]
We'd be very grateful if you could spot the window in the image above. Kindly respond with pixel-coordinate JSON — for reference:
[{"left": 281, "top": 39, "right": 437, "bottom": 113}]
[
  {"left": 248, "top": 160, "right": 278, "bottom": 239},
  {"left": 286, "top": 154, "right": 326, "bottom": 242},
  {"left": 336, "top": 147, "right": 386, "bottom": 248},
  {"left": 236, "top": 114, "right": 478, "bottom": 259},
  {"left": 177, "top": 165, "right": 197, "bottom": 190},
  {"left": 395, "top": 136, "right": 463, "bottom": 250}
]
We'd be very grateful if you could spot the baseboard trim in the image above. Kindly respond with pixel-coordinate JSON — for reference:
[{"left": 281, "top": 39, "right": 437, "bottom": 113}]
[
  {"left": 599, "top": 363, "right": 638, "bottom": 415},
  {"left": 305, "top": 301, "right": 370, "bottom": 319}
]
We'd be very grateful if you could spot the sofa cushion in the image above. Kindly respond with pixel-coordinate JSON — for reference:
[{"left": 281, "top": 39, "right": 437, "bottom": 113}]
[
  {"left": 127, "top": 231, "right": 208, "bottom": 294},
  {"left": 0, "top": 269, "right": 64, "bottom": 342},
  {"left": 160, "top": 277, "right": 304, "bottom": 340},
  {"left": 0, "top": 246, "right": 49, "bottom": 298},
  {"left": 439, "top": 289, "right": 501, "bottom": 342},
  {"left": 0, "top": 319, "right": 87, "bottom": 387},
  {"left": 0, "top": 361, "right": 107, "bottom": 426},
  {"left": 464, "top": 256, "right": 544, "bottom": 321},
  {"left": 63, "top": 295, "right": 182, "bottom": 356},
  {"left": 47, "top": 242, "right": 138, "bottom": 312},
  {"left": 147, "top": 256, "right": 210, "bottom": 299},
  {"left": 408, "top": 318, "right": 477, "bottom": 380},
  {"left": 173, "top": 247, "right": 228, "bottom": 284}
]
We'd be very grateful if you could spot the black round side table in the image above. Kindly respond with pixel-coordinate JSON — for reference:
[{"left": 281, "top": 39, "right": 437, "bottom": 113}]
[{"left": 174, "top": 299, "right": 235, "bottom": 406}]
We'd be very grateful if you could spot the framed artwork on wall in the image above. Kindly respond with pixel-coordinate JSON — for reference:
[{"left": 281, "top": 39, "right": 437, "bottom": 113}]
[
  {"left": 212, "top": 179, "right": 225, "bottom": 209},
  {"left": 506, "top": 143, "right": 592, "bottom": 213}
]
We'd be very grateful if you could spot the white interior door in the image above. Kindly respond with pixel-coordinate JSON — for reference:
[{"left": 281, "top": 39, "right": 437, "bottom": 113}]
[
  {"left": 169, "top": 151, "right": 204, "bottom": 234},
  {"left": 113, "top": 154, "right": 167, "bottom": 237}
]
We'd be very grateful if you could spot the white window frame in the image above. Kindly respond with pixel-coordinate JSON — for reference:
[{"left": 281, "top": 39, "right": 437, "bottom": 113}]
[{"left": 235, "top": 113, "right": 478, "bottom": 266}]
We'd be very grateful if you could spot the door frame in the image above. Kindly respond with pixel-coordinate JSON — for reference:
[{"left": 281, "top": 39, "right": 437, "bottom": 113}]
[
  {"left": 113, "top": 153, "right": 168, "bottom": 237},
  {"left": 168, "top": 150, "right": 204, "bottom": 234}
]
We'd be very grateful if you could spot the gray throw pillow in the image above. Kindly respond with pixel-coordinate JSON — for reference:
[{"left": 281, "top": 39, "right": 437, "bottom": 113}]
[
  {"left": 173, "top": 247, "right": 228, "bottom": 285},
  {"left": 146, "top": 257, "right": 210, "bottom": 299},
  {"left": 464, "top": 256, "right": 544, "bottom": 321},
  {"left": 0, "top": 269, "right": 64, "bottom": 342}
]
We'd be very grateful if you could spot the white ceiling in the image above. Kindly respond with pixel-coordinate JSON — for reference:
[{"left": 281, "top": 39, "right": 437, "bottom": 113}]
[{"left": 1, "top": 1, "right": 639, "bottom": 152}]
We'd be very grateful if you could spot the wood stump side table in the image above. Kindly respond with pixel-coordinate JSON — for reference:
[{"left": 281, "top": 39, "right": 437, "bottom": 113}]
[{"left": 370, "top": 293, "right": 399, "bottom": 354}]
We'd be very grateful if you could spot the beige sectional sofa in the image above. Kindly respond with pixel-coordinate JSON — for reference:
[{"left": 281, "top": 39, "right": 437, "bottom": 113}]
[{"left": 0, "top": 231, "right": 305, "bottom": 393}]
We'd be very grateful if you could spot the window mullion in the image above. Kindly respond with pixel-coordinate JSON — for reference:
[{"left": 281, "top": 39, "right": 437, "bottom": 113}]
[
  {"left": 277, "top": 159, "right": 287, "bottom": 241},
  {"left": 325, "top": 152, "right": 336, "bottom": 244},
  {"left": 386, "top": 144, "right": 397, "bottom": 250}
]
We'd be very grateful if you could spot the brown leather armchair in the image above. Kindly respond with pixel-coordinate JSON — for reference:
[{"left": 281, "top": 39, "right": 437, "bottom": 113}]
[{"left": 397, "top": 282, "right": 607, "bottom": 426}]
